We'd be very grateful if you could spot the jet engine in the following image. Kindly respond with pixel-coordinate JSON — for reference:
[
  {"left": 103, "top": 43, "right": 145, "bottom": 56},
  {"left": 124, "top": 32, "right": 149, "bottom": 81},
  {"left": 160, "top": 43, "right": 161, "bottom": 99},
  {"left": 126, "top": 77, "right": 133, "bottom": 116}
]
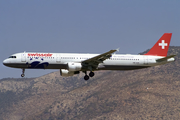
[
  {"left": 67, "top": 62, "right": 82, "bottom": 71},
  {"left": 60, "top": 69, "right": 80, "bottom": 77}
]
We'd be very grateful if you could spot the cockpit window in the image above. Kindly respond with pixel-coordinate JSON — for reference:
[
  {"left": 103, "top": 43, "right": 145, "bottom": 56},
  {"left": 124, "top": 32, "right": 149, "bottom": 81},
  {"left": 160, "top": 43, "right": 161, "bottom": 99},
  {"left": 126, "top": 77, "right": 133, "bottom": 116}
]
[{"left": 9, "top": 56, "right": 16, "bottom": 58}]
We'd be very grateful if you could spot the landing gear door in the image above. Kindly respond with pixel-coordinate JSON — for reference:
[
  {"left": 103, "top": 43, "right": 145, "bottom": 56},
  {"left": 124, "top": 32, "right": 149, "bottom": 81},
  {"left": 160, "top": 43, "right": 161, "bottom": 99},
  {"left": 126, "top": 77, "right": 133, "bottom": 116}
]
[
  {"left": 56, "top": 54, "right": 61, "bottom": 63},
  {"left": 21, "top": 53, "right": 26, "bottom": 62},
  {"left": 144, "top": 56, "right": 148, "bottom": 65}
]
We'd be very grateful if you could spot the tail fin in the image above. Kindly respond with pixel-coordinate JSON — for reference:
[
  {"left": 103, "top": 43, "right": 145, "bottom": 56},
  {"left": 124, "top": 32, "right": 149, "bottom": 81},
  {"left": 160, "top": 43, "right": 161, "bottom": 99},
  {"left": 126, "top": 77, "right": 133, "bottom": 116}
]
[{"left": 144, "top": 33, "right": 172, "bottom": 56}]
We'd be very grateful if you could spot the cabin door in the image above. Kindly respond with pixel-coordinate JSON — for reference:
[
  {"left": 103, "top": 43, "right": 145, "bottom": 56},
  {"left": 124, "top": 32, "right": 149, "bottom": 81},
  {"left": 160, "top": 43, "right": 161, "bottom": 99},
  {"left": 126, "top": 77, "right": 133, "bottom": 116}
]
[
  {"left": 56, "top": 54, "right": 61, "bottom": 63},
  {"left": 21, "top": 53, "right": 26, "bottom": 62},
  {"left": 144, "top": 56, "right": 148, "bottom": 65}
]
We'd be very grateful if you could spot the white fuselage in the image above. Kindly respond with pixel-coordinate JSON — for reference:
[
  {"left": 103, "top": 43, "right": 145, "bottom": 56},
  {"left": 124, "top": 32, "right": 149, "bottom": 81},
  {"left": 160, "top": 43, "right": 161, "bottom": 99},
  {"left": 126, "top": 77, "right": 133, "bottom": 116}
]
[{"left": 3, "top": 52, "right": 175, "bottom": 71}]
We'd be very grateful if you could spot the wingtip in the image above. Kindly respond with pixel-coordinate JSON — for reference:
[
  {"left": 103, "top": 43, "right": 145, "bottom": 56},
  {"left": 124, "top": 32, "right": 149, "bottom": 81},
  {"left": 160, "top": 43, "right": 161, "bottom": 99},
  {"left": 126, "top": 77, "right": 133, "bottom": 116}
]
[{"left": 116, "top": 48, "right": 120, "bottom": 52}]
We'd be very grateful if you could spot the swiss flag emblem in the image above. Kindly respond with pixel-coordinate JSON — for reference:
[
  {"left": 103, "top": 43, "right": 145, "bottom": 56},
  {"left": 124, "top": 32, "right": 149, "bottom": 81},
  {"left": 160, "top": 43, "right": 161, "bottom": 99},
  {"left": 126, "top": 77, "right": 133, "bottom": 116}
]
[
  {"left": 145, "top": 33, "right": 172, "bottom": 56},
  {"left": 159, "top": 40, "right": 168, "bottom": 49}
]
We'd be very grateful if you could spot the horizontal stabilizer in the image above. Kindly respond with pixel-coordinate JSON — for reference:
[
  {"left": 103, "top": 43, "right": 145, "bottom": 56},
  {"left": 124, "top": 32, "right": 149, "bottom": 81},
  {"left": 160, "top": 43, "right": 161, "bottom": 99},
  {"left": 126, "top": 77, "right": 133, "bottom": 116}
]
[{"left": 156, "top": 55, "right": 176, "bottom": 62}]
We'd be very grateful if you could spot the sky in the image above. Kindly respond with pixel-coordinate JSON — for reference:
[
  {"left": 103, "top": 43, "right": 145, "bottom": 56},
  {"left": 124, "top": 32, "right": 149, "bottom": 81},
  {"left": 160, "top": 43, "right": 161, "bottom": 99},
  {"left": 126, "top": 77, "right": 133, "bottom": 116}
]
[{"left": 0, "top": 1, "right": 180, "bottom": 79}]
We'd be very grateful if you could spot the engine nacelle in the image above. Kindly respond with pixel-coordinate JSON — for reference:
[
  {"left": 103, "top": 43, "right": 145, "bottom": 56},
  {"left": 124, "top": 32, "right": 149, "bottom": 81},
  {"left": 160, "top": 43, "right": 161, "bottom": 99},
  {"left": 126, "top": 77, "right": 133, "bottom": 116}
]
[
  {"left": 60, "top": 69, "right": 80, "bottom": 77},
  {"left": 68, "top": 62, "right": 82, "bottom": 71}
]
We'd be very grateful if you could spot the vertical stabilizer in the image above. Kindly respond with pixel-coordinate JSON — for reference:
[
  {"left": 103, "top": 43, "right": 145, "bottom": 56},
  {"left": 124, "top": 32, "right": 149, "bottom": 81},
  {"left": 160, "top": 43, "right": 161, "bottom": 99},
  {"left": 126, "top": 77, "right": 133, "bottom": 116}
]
[{"left": 144, "top": 33, "right": 172, "bottom": 56}]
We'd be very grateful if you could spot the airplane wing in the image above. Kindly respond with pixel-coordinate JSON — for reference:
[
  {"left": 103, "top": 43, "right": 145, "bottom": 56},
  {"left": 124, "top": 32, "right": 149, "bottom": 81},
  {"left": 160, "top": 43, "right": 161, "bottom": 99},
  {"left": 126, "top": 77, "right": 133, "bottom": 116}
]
[
  {"left": 82, "top": 49, "right": 117, "bottom": 70},
  {"left": 156, "top": 55, "right": 176, "bottom": 62}
]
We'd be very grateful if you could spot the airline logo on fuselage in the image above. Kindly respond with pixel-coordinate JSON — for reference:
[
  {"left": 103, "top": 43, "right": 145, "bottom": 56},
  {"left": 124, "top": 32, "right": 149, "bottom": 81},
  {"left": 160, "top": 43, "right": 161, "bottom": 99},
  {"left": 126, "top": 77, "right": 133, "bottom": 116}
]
[{"left": 28, "top": 53, "right": 53, "bottom": 57}]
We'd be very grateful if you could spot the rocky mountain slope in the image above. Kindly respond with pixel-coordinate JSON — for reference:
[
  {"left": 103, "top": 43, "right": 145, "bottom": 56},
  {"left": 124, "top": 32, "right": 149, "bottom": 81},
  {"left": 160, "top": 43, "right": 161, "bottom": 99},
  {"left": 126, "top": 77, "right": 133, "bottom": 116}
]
[{"left": 0, "top": 46, "right": 180, "bottom": 120}]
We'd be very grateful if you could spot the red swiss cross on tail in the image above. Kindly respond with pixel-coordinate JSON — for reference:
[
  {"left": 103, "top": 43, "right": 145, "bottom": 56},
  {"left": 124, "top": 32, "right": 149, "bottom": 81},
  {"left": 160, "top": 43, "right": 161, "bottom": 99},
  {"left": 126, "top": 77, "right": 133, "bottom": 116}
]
[{"left": 144, "top": 33, "right": 172, "bottom": 56}]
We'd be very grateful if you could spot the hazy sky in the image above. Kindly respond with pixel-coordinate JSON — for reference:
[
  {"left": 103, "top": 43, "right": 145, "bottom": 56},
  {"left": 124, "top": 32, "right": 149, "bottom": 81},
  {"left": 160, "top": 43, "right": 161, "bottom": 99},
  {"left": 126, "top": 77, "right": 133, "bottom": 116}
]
[{"left": 1, "top": 1, "right": 180, "bottom": 79}]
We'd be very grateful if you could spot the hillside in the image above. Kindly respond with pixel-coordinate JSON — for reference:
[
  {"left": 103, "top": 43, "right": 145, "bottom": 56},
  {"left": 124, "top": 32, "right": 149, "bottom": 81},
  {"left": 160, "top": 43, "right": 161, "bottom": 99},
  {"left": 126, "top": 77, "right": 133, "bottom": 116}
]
[{"left": 0, "top": 46, "right": 180, "bottom": 120}]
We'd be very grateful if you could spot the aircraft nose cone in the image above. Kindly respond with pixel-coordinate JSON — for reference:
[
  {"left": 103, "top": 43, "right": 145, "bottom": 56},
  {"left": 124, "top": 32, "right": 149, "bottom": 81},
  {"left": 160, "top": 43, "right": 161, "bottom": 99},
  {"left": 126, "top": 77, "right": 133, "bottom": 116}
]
[{"left": 3, "top": 59, "right": 9, "bottom": 66}]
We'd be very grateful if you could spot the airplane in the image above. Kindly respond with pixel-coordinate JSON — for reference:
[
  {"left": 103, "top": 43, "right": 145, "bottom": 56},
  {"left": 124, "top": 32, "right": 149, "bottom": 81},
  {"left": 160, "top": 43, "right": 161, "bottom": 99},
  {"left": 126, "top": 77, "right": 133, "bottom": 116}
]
[{"left": 3, "top": 33, "right": 175, "bottom": 80}]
